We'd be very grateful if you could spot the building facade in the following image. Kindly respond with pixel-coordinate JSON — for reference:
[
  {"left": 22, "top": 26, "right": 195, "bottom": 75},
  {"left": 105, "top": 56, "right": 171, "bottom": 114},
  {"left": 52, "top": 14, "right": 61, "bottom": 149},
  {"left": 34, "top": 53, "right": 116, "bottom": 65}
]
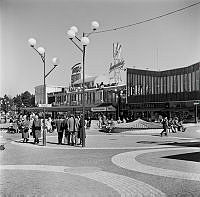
[
  {"left": 35, "top": 85, "right": 65, "bottom": 105},
  {"left": 127, "top": 62, "right": 200, "bottom": 121}
]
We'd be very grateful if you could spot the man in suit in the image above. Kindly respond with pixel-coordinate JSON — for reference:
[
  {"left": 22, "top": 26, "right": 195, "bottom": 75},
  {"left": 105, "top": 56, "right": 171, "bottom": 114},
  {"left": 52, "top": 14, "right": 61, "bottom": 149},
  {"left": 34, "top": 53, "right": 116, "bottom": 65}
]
[
  {"left": 67, "top": 114, "right": 79, "bottom": 146},
  {"left": 55, "top": 116, "right": 64, "bottom": 144},
  {"left": 63, "top": 116, "right": 70, "bottom": 145}
]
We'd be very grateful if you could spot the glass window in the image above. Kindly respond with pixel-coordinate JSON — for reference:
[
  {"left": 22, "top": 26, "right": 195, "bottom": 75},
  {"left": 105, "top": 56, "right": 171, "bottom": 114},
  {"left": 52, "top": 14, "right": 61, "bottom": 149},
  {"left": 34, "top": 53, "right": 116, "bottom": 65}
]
[
  {"left": 184, "top": 73, "right": 188, "bottom": 91},
  {"left": 160, "top": 77, "right": 163, "bottom": 94},
  {"left": 170, "top": 76, "right": 173, "bottom": 93},
  {"left": 192, "top": 71, "right": 195, "bottom": 91},
  {"left": 177, "top": 75, "right": 180, "bottom": 93},
  {"left": 167, "top": 76, "right": 170, "bottom": 93},
  {"left": 196, "top": 69, "right": 200, "bottom": 91},
  {"left": 148, "top": 75, "right": 152, "bottom": 94},
  {"left": 132, "top": 74, "right": 136, "bottom": 95},
  {"left": 139, "top": 75, "right": 142, "bottom": 95},
  {"left": 158, "top": 77, "right": 161, "bottom": 94},
  {"left": 180, "top": 74, "right": 184, "bottom": 92},
  {"left": 163, "top": 76, "right": 166, "bottom": 94},
  {"left": 173, "top": 75, "right": 176, "bottom": 93},
  {"left": 188, "top": 72, "right": 192, "bottom": 92},
  {"left": 143, "top": 75, "right": 145, "bottom": 95}
]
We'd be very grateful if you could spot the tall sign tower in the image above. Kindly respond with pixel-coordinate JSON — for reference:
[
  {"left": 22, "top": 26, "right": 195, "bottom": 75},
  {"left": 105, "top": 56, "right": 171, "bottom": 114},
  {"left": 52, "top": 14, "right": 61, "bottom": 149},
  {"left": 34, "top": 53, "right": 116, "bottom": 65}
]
[
  {"left": 71, "top": 63, "right": 82, "bottom": 86},
  {"left": 109, "top": 43, "right": 125, "bottom": 84}
]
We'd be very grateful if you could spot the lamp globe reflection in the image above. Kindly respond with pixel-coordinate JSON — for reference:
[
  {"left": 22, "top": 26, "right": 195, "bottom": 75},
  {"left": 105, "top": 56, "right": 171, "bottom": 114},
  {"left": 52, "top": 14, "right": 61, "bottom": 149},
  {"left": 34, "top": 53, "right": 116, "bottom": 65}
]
[
  {"left": 37, "top": 47, "right": 45, "bottom": 55},
  {"left": 28, "top": 38, "right": 36, "bottom": 47},
  {"left": 67, "top": 29, "right": 76, "bottom": 39},
  {"left": 70, "top": 26, "right": 78, "bottom": 33},
  {"left": 91, "top": 21, "right": 99, "bottom": 31},
  {"left": 52, "top": 57, "right": 59, "bottom": 66},
  {"left": 81, "top": 37, "right": 90, "bottom": 46}
]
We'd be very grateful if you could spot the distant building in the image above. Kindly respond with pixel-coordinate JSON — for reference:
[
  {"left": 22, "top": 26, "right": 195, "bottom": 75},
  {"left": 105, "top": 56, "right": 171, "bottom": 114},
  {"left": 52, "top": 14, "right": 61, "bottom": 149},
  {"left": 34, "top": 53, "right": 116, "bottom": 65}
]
[
  {"left": 34, "top": 85, "right": 65, "bottom": 105},
  {"left": 127, "top": 62, "right": 200, "bottom": 121}
]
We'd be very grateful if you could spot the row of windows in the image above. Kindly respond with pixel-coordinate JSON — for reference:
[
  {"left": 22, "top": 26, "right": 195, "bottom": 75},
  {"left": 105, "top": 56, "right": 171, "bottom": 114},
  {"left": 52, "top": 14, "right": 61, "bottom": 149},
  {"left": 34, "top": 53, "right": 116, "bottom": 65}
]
[
  {"left": 127, "top": 69, "right": 200, "bottom": 96},
  {"left": 50, "top": 87, "right": 127, "bottom": 106},
  {"left": 54, "top": 90, "right": 104, "bottom": 106}
]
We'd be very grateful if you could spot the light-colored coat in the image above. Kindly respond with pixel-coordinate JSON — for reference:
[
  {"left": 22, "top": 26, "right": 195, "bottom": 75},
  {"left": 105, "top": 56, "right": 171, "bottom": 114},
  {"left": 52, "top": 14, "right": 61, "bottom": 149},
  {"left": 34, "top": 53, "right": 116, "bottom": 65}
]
[{"left": 67, "top": 117, "right": 79, "bottom": 132}]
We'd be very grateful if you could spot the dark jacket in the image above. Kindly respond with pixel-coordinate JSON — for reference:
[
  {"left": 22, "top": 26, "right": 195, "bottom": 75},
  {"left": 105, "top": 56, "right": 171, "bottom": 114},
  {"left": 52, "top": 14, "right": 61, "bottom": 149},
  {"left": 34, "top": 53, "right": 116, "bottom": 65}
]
[{"left": 55, "top": 119, "right": 64, "bottom": 132}]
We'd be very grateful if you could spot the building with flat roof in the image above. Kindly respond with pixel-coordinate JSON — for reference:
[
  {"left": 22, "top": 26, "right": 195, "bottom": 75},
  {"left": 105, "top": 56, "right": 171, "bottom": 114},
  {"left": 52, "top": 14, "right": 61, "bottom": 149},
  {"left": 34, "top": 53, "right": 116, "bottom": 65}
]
[
  {"left": 35, "top": 85, "right": 65, "bottom": 105},
  {"left": 127, "top": 62, "right": 200, "bottom": 121}
]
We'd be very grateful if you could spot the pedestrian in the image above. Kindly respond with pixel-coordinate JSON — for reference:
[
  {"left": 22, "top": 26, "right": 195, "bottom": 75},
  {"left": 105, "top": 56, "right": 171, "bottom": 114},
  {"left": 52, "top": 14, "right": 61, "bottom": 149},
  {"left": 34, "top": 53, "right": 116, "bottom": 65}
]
[
  {"left": 63, "top": 116, "right": 70, "bottom": 145},
  {"left": 46, "top": 117, "right": 52, "bottom": 133},
  {"left": 98, "top": 115, "right": 102, "bottom": 129},
  {"left": 32, "top": 115, "right": 41, "bottom": 144},
  {"left": 55, "top": 116, "right": 64, "bottom": 144},
  {"left": 173, "top": 117, "right": 179, "bottom": 133},
  {"left": 51, "top": 119, "right": 56, "bottom": 132},
  {"left": 160, "top": 117, "right": 168, "bottom": 137},
  {"left": 168, "top": 118, "right": 174, "bottom": 133},
  {"left": 21, "top": 115, "right": 30, "bottom": 143},
  {"left": 79, "top": 114, "right": 86, "bottom": 145},
  {"left": 67, "top": 114, "right": 79, "bottom": 146},
  {"left": 86, "top": 116, "right": 91, "bottom": 129}
]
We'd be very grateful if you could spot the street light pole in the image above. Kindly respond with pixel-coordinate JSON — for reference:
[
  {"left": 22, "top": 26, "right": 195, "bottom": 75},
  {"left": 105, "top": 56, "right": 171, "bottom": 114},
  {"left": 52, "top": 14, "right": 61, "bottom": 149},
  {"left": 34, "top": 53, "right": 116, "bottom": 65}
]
[
  {"left": 67, "top": 21, "right": 99, "bottom": 147},
  {"left": 82, "top": 44, "right": 86, "bottom": 147},
  {"left": 43, "top": 52, "right": 46, "bottom": 145},
  {"left": 28, "top": 38, "right": 59, "bottom": 146},
  {"left": 194, "top": 102, "right": 199, "bottom": 123}
]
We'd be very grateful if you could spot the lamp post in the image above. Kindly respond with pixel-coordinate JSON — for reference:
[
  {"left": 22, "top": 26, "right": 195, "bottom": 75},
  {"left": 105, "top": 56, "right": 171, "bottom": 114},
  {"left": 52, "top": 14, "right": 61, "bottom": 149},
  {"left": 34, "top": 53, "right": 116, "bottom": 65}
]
[
  {"left": 67, "top": 21, "right": 99, "bottom": 147},
  {"left": 114, "top": 89, "right": 124, "bottom": 120},
  {"left": 28, "top": 38, "right": 59, "bottom": 146},
  {"left": 194, "top": 102, "right": 199, "bottom": 123}
]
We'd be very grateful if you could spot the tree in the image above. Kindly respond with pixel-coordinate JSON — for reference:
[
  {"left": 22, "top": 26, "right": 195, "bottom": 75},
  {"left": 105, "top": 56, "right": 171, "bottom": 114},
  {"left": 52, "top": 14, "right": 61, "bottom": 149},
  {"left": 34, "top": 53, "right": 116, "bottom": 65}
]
[
  {"left": 13, "top": 94, "right": 22, "bottom": 108},
  {"left": 21, "top": 91, "right": 32, "bottom": 107},
  {"left": 0, "top": 94, "right": 12, "bottom": 113}
]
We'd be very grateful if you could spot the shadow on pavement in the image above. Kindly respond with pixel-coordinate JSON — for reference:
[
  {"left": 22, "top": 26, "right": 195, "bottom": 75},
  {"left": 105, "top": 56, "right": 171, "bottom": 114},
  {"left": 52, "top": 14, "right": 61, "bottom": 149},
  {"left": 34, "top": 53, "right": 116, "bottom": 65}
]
[
  {"left": 163, "top": 152, "right": 200, "bottom": 162},
  {"left": 159, "top": 141, "right": 200, "bottom": 147},
  {"left": 137, "top": 140, "right": 200, "bottom": 147},
  {"left": 14, "top": 140, "right": 44, "bottom": 146}
]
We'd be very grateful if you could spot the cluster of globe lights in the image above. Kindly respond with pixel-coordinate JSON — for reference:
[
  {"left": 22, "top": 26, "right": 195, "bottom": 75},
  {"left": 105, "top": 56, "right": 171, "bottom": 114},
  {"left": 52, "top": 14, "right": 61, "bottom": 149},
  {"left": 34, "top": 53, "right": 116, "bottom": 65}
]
[
  {"left": 67, "top": 21, "right": 100, "bottom": 46},
  {"left": 28, "top": 38, "right": 59, "bottom": 65}
]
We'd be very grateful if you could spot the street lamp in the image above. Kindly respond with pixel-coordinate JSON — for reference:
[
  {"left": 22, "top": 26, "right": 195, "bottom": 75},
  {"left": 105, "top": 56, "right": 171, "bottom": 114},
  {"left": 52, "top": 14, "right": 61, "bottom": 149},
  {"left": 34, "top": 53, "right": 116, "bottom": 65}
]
[
  {"left": 28, "top": 38, "right": 59, "bottom": 146},
  {"left": 67, "top": 21, "right": 100, "bottom": 147},
  {"left": 114, "top": 89, "right": 124, "bottom": 120},
  {"left": 194, "top": 101, "right": 199, "bottom": 123}
]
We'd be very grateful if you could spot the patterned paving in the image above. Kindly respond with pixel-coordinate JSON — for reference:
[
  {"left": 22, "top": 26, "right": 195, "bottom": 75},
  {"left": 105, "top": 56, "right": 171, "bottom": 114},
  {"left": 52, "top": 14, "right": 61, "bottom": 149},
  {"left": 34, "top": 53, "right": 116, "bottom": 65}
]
[
  {"left": 112, "top": 147, "right": 200, "bottom": 182},
  {"left": 1, "top": 164, "right": 166, "bottom": 197}
]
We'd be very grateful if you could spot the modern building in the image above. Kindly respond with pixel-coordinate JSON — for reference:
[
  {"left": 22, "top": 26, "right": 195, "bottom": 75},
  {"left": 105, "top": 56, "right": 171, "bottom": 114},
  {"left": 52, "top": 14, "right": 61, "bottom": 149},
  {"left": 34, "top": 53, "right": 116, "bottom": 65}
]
[
  {"left": 35, "top": 85, "right": 65, "bottom": 105},
  {"left": 32, "top": 43, "right": 199, "bottom": 122},
  {"left": 127, "top": 62, "right": 200, "bottom": 121}
]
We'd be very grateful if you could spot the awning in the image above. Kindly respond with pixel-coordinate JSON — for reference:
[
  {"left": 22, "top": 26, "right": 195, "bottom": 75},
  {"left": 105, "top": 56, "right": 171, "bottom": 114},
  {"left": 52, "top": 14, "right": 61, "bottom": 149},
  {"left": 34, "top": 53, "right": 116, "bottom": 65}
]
[{"left": 91, "top": 105, "right": 116, "bottom": 112}]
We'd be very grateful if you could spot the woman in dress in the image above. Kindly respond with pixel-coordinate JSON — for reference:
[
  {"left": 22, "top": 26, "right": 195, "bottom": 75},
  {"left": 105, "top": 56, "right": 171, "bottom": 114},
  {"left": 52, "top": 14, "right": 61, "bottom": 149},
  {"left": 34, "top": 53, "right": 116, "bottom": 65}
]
[{"left": 21, "top": 115, "right": 30, "bottom": 143}]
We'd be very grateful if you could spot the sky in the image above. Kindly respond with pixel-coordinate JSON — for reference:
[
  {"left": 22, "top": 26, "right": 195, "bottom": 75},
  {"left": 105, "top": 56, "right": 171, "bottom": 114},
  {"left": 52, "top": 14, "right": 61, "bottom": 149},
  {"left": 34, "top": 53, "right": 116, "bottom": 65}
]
[{"left": 1, "top": 0, "right": 200, "bottom": 97}]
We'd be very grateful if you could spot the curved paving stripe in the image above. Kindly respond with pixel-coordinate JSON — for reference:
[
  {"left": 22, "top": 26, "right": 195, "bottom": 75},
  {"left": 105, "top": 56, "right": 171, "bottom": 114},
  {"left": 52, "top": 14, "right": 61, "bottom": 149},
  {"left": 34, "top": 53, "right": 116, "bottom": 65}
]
[
  {"left": 0, "top": 165, "right": 166, "bottom": 197},
  {"left": 11, "top": 140, "right": 174, "bottom": 150},
  {"left": 112, "top": 147, "right": 200, "bottom": 182}
]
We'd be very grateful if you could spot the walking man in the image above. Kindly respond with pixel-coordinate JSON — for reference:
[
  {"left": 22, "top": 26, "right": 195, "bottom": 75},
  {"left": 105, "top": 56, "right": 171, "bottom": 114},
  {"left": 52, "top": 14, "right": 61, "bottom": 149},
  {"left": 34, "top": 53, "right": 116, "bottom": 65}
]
[{"left": 160, "top": 117, "right": 168, "bottom": 137}]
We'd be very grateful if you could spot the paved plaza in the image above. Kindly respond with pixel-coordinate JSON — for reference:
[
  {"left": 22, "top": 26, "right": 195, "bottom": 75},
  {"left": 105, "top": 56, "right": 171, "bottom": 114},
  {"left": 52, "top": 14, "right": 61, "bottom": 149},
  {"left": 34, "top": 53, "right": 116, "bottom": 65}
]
[{"left": 0, "top": 124, "right": 200, "bottom": 196}]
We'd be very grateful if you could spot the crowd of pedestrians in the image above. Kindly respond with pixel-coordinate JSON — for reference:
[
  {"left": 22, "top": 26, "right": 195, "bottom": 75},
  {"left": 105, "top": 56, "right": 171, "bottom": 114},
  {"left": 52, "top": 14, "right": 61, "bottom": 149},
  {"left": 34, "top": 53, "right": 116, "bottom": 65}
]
[
  {"left": 17, "top": 113, "right": 87, "bottom": 146},
  {"left": 160, "top": 116, "right": 186, "bottom": 137}
]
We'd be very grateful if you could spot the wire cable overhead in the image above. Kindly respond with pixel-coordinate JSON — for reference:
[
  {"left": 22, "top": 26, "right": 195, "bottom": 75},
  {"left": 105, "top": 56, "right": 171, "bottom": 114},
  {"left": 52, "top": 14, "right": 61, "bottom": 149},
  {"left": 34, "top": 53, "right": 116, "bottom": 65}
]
[{"left": 94, "top": 1, "right": 200, "bottom": 34}]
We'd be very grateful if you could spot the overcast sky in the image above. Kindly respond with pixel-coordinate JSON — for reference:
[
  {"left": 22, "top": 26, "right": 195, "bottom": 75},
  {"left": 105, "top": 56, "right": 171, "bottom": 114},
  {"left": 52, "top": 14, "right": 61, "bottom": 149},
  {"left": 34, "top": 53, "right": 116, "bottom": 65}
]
[{"left": 1, "top": 0, "right": 200, "bottom": 97}]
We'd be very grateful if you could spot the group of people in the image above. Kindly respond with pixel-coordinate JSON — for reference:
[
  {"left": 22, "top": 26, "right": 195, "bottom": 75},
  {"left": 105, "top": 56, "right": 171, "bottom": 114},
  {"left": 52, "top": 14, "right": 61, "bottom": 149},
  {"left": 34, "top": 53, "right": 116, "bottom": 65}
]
[
  {"left": 20, "top": 114, "right": 42, "bottom": 144},
  {"left": 54, "top": 114, "right": 85, "bottom": 146},
  {"left": 98, "top": 114, "right": 127, "bottom": 131},
  {"left": 19, "top": 113, "right": 86, "bottom": 146},
  {"left": 160, "top": 116, "right": 186, "bottom": 137}
]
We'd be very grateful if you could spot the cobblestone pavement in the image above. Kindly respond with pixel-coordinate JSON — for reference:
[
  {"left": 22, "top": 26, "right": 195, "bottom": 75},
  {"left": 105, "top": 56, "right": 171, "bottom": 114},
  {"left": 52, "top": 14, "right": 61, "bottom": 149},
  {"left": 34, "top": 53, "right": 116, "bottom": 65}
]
[{"left": 0, "top": 125, "right": 200, "bottom": 196}]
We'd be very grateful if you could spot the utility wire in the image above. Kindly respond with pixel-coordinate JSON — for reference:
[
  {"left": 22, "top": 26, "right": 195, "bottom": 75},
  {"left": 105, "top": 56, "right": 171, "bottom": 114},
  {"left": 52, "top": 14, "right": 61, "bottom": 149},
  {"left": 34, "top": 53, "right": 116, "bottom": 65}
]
[{"left": 94, "top": 1, "right": 200, "bottom": 34}]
